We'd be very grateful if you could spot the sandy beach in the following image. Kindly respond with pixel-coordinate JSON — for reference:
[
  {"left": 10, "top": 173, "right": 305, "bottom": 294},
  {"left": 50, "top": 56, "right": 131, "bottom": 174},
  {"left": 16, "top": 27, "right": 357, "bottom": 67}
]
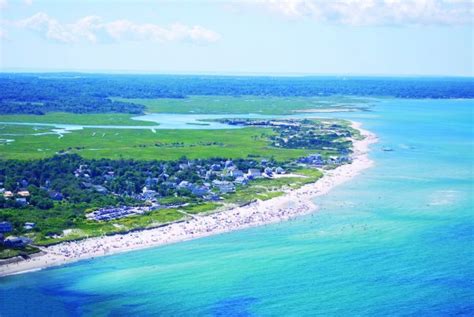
[{"left": 0, "top": 121, "right": 377, "bottom": 277}]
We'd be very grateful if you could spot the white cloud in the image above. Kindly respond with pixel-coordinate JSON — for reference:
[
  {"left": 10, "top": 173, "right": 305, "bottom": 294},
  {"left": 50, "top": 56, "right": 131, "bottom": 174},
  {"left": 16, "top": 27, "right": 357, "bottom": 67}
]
[
  {"left": 24, "top": 0, "right": 34, "bottom": 6},
  {"left": 17, "top": 12, "right": 221, "bottom": 44},
  {"left": 0, "top": 0, "right": 8, "bottom": 10},
  {"left": 0, "top": 27, "right": 6, "bottom": 39},
  {"left": 246, "top": 0, "right": 473, "bottom": 26}
]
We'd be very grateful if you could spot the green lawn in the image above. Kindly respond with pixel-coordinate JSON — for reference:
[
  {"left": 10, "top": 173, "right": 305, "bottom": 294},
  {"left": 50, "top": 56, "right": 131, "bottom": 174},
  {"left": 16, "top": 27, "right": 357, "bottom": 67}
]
[
  {"left": 113, "top": 95, "right": 371, "bottom": 115},
  {"left": 0, "top": 112, "right": 155, "bottom": 126},
  {"left": 0, "top": 245, "right": 40, "bottom": 259},
  {"left": 0, "top": 126, "right": 314, "bottom": 161},
  {"left": 222, "top": 168, "right": 323, "bottom": 205}
]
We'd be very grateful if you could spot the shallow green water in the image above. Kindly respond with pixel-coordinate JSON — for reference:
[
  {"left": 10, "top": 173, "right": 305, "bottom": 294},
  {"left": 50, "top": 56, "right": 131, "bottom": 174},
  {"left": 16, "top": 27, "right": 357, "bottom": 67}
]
[{"left": 0, "top": 98, "right": 473, "bottom": 316}]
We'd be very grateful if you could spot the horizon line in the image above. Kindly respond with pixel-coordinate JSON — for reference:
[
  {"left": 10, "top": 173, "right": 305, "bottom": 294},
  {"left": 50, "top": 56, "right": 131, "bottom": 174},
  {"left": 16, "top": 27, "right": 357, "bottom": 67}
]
[{"left": 0, "top": 67, "right": 473, "bottom": 79}]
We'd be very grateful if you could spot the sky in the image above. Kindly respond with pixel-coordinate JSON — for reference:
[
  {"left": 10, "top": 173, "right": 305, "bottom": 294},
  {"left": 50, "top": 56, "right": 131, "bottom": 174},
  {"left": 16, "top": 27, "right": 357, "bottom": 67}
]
[{"left": 0, "top": 0, "right": 473, "bottom": 76}]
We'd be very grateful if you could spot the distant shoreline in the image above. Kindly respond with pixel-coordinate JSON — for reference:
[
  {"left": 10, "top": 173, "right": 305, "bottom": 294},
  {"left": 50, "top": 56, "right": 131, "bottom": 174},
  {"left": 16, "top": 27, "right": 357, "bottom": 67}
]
[{"left": 0, "top": 121, "right": 378, "bottom": 278}]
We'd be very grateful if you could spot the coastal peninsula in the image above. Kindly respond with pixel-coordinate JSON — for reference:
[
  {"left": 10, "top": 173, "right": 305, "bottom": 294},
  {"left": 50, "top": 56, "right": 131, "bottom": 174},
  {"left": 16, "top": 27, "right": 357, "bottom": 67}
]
[{"left": 0, "top": 122, "right": 377, "bottom": 277}]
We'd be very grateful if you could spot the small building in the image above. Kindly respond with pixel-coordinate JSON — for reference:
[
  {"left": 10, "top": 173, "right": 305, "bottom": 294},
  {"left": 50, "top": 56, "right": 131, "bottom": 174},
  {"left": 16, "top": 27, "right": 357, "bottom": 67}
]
[
  {"left": 224, "top": 160, "right": 234, "bottom": 168},
  {"left": 275, "top": 167, "right": 285, "bottom": 174},
  {"left": 3, "top": 191, "right": 13, "bottom": 199},
  {"left": 264, "top": 167, "right": 273, "bottom": 177},
  {"left": 192, "top": 186, "right": 210, "bottom": 197},
  {"left": 230, "top": 169, "right": 244, "bottom": 178},
  {"left": 179, "top": 163, "right": 189, "bottom": 170},
  {"left": 177, "top": 181, "right": 191, "bottom": 190},
  {"left": 218, "top": 183, "right": 235, "bottom": 194},
  {"left": 234, "top": 176, "right": 248, "bottom": 185},
  {"left": 141, "top": 188, "right": 157, "bottom": 200},
  {"left": 247, "top": 169, "right": 262, "bottom": 179},
  {"left": 0, "top": 221, "right": 13, "bottom": 233},
  {"left": 212, "top": 180, "right": 235, "bottom": 194},
  {"left": 15, "top": 198, "right": 28, "bottom": 206},
  {"left": 24, "top": 222, "right": 36, "bottom": 230},
  {"left": 204, "top": 193, "right": 221, "bottom": 201},
  {"left": 17, "top": 191, "right": 30, "bottom": 197},
  {"left": 298, "top": 153, "right": 324, "bottom": 166},
  {"left": 210, "top": 164, "right": 222, "bottom": 171},
  {"left": 4, "top": 236, "right": 32, "bottom": 248}
]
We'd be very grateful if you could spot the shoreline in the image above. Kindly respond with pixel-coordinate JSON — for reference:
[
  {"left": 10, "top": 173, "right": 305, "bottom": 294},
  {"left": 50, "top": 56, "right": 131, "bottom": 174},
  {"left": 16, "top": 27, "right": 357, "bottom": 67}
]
[{"left": 0, "top": 121, "right": 378, "bottom": 278}]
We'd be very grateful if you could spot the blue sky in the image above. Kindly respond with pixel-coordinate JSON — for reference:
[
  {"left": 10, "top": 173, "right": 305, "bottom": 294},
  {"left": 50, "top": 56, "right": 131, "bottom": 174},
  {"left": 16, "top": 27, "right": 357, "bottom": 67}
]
[{"left": 0, "top": 0, "right": 472, "bottom": 76}]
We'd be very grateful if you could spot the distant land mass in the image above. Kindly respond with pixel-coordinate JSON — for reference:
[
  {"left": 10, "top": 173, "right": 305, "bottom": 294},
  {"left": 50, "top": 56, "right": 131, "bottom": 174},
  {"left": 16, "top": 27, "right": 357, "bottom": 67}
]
[{"left": 0, "top": 73, "right": 473, "bottom": 115}]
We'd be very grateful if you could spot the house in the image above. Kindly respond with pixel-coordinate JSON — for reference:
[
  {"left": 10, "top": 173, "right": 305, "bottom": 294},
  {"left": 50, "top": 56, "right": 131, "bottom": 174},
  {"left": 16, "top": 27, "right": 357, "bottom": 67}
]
[
  {"left": 3, "top": 236, "right": 32, "bottom": 248},
  {"left": 24, "top": 222, "right": 36, "bottom": 230},
  {"left": 192, "top": 186, "right": 210, "bottom": 197},
  {"left": 247, "top": 169, "right": 262, "bottom": 179},
  {"left": 275, "top": 167, "right": 285, "bottom": 174},
  {"left": 298, "top": 153, "right": 324, "bottom": 165},
  {"left": 224, "top": 159, "right": 234, "bottom": 168},
  {"left": 234, "top": 176, "right": 248, "bottom": 185},
  {"left": 230, "top": 169, "right": 244, "bottom": 178},
  {"left": 264, "top": 167, "right": 273, "bottom": 177},
  {"left": 218, "top": 183, "right": 235, "bottom": 194},
  {"left": 0, "top": 221, "right": 13, "bottom": 233},
  {"left": 15, "top": 198, "right": 28, "bottom": 206},
  {"left": 210, "top": 164, "right": 222, "bottom": 171},
  {"left": 17, "top": 191, "right": 30, "bottom": 197},
  {"left": 212, "top": 180, "right": 235, "bottom": 194},
  {"left": 177, "top": 181, "right": 191, "bottom": 190},
  {"left": 204, "top": 193, "right": 221, "bottom": 201},
  {"left": 3, "top": 191, "right": 13, "bottom": 199},
  {"left": 141, "top": 188, "right": 157, "bottom": 200}
]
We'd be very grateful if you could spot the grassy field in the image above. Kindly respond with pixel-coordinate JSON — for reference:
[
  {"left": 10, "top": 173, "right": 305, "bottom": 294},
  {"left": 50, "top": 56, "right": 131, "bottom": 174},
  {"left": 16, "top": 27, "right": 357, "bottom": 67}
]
[
  {"left": 0, "top": 125, "right": 320, "bottom": 161},
  {"left": 222, "top": 168, "right": 323, "bottom": 205},
  {"left": 0, "top": 245, "right": 40, "bottom": 259},
  {"left": 113, "top": 95, "right": 371, "bottom": 115},
  {"left": 0, "top": 112, "right": 155, "bottom": 126}
]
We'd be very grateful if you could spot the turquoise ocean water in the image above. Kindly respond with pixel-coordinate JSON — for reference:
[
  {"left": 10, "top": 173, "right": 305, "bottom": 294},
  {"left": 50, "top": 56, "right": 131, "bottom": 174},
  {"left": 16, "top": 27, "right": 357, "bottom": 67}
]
[{"left": 0, "top": 98, "right": 473, "bottom": 316}]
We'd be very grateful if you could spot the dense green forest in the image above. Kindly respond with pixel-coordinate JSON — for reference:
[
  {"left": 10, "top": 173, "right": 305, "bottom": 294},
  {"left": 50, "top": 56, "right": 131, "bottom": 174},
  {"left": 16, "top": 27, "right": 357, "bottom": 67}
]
[{"left": 0, "top": 73, "right": 472, "bottom": 115}]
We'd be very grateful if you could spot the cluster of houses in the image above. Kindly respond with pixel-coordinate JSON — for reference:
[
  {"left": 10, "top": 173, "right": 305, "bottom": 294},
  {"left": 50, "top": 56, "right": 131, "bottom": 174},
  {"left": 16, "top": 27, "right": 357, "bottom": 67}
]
[
  {"left": 86, "top": 206, "right": 156, "bottom": 221},
  {"left": 297, "top": 153, "right": 352, "bottom": 167},
  {"left": 0, "top": 221, "right": 33, "bottom": 248},
  {"left": 1, "top": 187, "right": 30, "bottom": 206},
  {"left": 221, "top": 119, "right": 302, "bottom": 128},
  {"left": 75, "top": 158, "right": 286, "bottom": 202},
  {"left": 1, "top": 179, "right": 65, "bottom": 207},
  {"left": 83, "top": 159, "right": 289, "bottom": 221}
]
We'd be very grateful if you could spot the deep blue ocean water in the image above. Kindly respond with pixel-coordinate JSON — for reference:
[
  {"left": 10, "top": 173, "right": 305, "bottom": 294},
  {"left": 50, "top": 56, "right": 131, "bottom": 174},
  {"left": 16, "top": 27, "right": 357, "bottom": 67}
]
[{"left": 0, "top": 98, "right": 473, "bottom": 316}]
